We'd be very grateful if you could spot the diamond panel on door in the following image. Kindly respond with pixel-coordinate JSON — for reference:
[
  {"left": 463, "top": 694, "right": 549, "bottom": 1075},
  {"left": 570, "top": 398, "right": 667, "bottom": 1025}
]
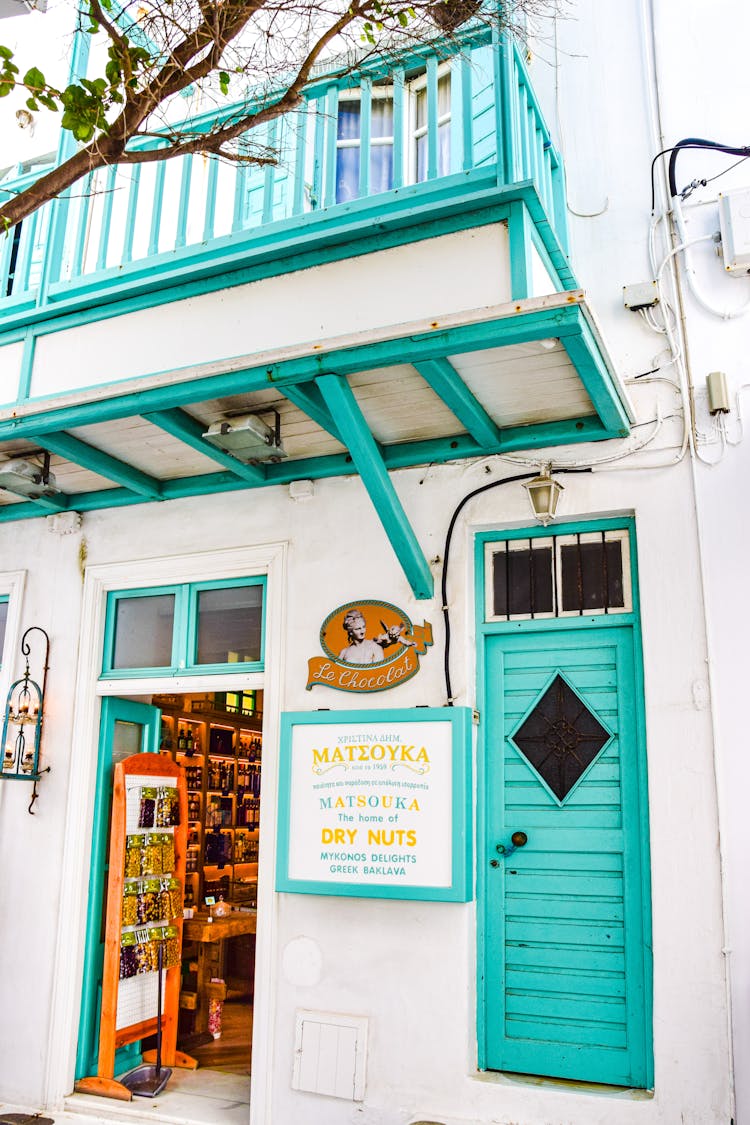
[{"left": 510, "top": 671, "right": 612, "bottom": 802}]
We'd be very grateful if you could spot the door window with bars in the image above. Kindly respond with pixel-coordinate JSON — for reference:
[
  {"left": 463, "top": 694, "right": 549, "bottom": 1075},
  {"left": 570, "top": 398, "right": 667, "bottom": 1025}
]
[{"left": 485, "top": 530, "right": 632, "bottom": 621}]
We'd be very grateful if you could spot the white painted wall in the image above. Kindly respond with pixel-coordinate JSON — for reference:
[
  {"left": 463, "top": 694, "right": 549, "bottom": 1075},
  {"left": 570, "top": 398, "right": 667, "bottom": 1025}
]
[{"left": 0, "top": 447, "right": 732, "bottom": 1124}]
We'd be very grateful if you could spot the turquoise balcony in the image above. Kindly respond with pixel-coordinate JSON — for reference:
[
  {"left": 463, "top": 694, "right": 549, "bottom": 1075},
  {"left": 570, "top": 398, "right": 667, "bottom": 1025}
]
[
  {"left": 0, "top": 29, "right": 631, "bottom": 598},
  {"left": 0, "top": 30, "right": 571, "bottom": 325}
]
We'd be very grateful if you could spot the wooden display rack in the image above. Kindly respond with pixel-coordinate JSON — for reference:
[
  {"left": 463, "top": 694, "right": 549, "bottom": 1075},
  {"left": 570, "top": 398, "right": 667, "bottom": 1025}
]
[{"left": 75, "top": 753, "right": 197, "bottom": 1101}]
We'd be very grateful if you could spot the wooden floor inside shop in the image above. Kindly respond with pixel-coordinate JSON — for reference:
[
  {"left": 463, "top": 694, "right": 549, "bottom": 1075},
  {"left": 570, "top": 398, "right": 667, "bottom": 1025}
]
[{"left": 179, "top": 998, "right": 253, "bottom": 1075}]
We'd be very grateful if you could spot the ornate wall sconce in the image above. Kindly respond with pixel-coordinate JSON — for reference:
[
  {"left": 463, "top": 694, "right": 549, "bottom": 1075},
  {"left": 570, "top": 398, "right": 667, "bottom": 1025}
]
[
  {"left": 524, "top": 467, "right": 564, "bottom": 527},
  {"left": 1, "top": 626, "right": 50, "bottom": 813}
]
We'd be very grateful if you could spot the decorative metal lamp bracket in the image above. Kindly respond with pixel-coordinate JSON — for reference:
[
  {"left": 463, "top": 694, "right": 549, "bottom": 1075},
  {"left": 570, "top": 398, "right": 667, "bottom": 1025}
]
[{"left": 1, "top": 626, "right": 51, "bottom": 814}]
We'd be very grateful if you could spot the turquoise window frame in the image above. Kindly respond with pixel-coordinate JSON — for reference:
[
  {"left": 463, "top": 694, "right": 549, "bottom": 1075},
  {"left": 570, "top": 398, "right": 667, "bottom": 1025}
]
[
  {"left": 101, "top": 576, "right": 266, "bottom": 678},
  {"left": 275, "top": 707, "right": 473, "bottom": 902},
  {"left": 186, "top": 576, "right": 266, "bottom": 673}
]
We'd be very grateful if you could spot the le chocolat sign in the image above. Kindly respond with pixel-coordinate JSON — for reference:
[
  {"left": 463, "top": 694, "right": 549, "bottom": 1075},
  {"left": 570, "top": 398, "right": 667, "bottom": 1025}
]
[{"left": 306, "top": 600, "right": 433, "bottom": 693}]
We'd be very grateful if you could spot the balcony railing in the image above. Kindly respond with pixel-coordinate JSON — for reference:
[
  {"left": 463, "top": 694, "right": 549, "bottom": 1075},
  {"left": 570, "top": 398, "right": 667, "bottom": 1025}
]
[{"left": 0, "top": 32, "right": 570, "bottom": 326}]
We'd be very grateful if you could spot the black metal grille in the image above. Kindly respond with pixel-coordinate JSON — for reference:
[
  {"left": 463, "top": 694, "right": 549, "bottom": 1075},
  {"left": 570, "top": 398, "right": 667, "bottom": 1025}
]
[
  {"left": 511, "top": 673, "right": 611, "bottom": 801},
  {"left": 490, "top": 531, "right": 627, "bottom": 620}
]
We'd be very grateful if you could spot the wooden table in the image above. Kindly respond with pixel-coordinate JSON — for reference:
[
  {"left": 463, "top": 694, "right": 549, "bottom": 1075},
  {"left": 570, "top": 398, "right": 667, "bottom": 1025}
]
[{"left": 182, "top": 911, "right": 258, "bottom": 1034}]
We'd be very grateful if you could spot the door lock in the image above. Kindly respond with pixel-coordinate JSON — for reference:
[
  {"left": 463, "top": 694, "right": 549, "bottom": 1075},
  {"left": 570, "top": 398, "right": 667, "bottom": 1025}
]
[{"left": 490, "top": 831, "right": 528, "bottom": 866}]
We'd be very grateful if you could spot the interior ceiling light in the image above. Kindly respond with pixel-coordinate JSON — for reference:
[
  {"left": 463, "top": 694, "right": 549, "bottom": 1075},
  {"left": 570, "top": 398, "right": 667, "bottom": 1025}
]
[
  {"left": 524, "top": 467, "right": 564, "bottom": 527},
  {"left": 202, "top": 410, "right": 287, "bottom": 463},
  {"left": 0, "top": 454, "right": 60, "bottom": 500}
]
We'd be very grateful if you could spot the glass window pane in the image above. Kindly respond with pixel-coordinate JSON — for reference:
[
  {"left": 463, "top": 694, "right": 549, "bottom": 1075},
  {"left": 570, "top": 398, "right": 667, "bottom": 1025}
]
[
  {"left": 196, "top": 585, "right": 263, "bottom": 665},
  {"left": 370, "top": 144, "right": 394, "bottom": 194},
  {"left": 438, "top": 121, "right": 450, "bottom": 176},
  {"left": 112, "top": 594, "right": 175, "bottom": 669},
  {"left": 112, "top": 720, "right": 143, "bottom": 765},
  {"left": 560, "top": 540, "right": 625, "bottom": 612},
  {"left": 437, "top": 73, "right": 451, "bottom": 115},
  {"left": 493, "top": 547, "right": 553, "bottom": 617},
  {"left": 336, "top": 146, "right": 360, "bottom": 203},
  {"left": 0, "top": 600, "right": 7, "bottom": 665},
  {"left": 337, "top": 102, "right": 360, "bottom": 141},
  {"left": 416, "top": 134, "right": 428, "bottom": 182},
  {"left": 416, "top": 87, "right": 427, "bottom": 129},
  {"left": 371, "top": 98, "right": 393, "bottom": 138}
]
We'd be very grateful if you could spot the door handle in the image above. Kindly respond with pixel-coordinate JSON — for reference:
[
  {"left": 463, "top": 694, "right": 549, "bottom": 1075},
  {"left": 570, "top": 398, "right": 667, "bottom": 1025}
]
[{"left": 489, "top": 831, "right": 528, "bottom": 866}]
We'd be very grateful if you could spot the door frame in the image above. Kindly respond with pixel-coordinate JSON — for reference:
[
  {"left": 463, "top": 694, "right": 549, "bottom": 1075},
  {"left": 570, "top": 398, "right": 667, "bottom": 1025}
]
[
  {"left": 474, "top": 516, "right": 653, "bottom": 1085},
  {"left": 44, "top": 542, "right": 286, "bottom": 1125}
]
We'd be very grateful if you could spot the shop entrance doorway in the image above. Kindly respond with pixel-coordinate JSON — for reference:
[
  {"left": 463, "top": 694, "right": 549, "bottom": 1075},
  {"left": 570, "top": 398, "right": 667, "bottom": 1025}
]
[{"left": 76, "top": 688, "right": 264, "bottom": 1105}]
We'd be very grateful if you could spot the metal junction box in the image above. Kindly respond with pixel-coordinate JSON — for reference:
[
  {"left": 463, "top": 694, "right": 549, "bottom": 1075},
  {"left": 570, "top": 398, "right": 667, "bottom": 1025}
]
[{"left": 719, "top": 188, "right": 750, "bottom": 276}]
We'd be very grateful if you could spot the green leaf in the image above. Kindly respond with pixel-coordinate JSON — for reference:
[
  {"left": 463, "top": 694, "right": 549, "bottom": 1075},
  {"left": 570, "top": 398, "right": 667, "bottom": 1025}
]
[
  {"left": 398, "top": 10, "right": 408, "bottom": 25},
  {"left": 25, "top": 96, "right": 38, "bottom": 111},
  {"left": 23, "top": 66, "right": 45, "bottom": 90},
  {"left": 0, "top": 45, "right": 13, "bottom": 60},
  {"left": 0, "top": 81, "right": 13, "bottom": 97},
  {"left": 218, "top": 70, "right": 230, "bottom": 95}
]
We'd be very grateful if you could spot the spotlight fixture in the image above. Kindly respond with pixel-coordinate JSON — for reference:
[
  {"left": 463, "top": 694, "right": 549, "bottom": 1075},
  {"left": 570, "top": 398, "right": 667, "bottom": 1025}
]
[
  {"left": 524, "top": 467, "right": 564, "bottom": 526},
  {"left": 0, "top": 454, "right": 60, "bottom": 500},
  {"left": 202, "top": 410, "right": 287, "bottom": 463}
]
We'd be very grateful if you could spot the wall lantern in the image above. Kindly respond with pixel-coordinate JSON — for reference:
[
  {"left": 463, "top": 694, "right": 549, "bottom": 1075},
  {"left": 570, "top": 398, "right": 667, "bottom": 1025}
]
[
  {"left": 524, "top": 468, "right": 564, "bottom": 527},
  {"left": 1, "top": 626, "right": 51, "bottom": 814}
]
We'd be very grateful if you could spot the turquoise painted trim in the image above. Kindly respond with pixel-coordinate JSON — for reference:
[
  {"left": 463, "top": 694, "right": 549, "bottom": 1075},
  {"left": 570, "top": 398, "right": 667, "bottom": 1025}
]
[
  {"left": 292, "top": 106, "right": 307, "bottom": 216},
  {"left": 528, "top": 218, "right": 565, "bottom": 294},
  {"left": 96, "top": 167, "right": 118, "bottom": 272},
  {"left": 142, "top": 407, "right": 267, "bottom": 484},
  {"left": 0, "top": 301, "right": 603, "bottom": 438},
  {"left": 72, "top": 173, "right": 93, "bottom": 278},
  {"left": 0, "top": 176, "right": 575, "bottom": 342},
  {"left": 459, "top": 52, "right": 473, "bottom": 173},
  {"left": 414, "top": 357, "right": 501, "bottom": 448},
  {"left": 175, "top": 157, "right": 193, "bottom": 250},
  {"left": 184, "top": 575, "right": 266, "bottom": 670},
  {"left": 17, "top": 329, "right": 35, "bottom": 401},
  {"left": 473, "top": 516, "right": 653, "bottom": 1084},
  {"left": 323, "top": 85, "right": 339, "bottom": 209},
  {"left": 426, "top": 55, "right": 439, "bottom": 181},
  {"left": 13, "top": 209, "right": 38, "bottom": 294},
  {"left": 75, "top": 697, "right": 161, "bottom": 1081},
  {"left": 275, "top": 707, "right": 473, "bottom": 901},
  {"left": 39, "top": 431, "right": 164, "bottom": 499},
  {"left": 102, "top": 578, "right": 266, "bottom": 679},
  {"left": 262, "top": 120, "right": 278, "bottom": 225},
  {"left": 507, "top": 199, "right": 534, "bottom": 301},
  {"left": 311, "top": 96, "right": 326, "bottom": 209},
  {"left": 562, "top": 316, "right": 631, "bottom": 435},
  {"left": 281, "top": 383, "right": 344, "bottom": 444},
  {"left": 102, "top": 585, "right": 184, "bottom": 676},
  {"left": 359, "top": 78, "right": 372, "bottom": 198},
  {"left": 148, "top": 163, "right": 166, "bottom": 256},
  {"left": 316, "top": 373, "right": 434, "bottom": 601},
  {"left": 0, "top": 418, "right": 611, "bottom": 525},
  {"left": 203, "top": 157, "right": 220, "bottom": 242},
  {"left": 232, "top": 161, "right": 248, "bottom": 234},
  {"left": 392, "top": 69, "right": 405, "bottom": 189},
  {"left": 121, "top": 167, "right": 141, "bottom": 266}
]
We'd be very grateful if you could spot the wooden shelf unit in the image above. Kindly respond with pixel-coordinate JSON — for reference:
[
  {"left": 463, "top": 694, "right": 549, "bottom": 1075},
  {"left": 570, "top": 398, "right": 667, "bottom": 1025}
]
[{"left": 159, "top": 703, "right": 262, "bottom": 907}]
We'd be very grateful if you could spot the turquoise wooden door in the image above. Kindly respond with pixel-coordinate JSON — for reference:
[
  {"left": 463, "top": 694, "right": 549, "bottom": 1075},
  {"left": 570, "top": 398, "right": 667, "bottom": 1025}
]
[
  {"left": 482, "top": 626, "right": 652, "bottom": 1087},
  {"left": 75, "top": 698, "right": 161, "bottom": 1080}
]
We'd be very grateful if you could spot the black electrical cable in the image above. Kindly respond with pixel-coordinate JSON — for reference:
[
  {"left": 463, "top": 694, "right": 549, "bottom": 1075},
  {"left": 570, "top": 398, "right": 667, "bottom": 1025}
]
[
  {"left": 649, "top": 139, "right": 750, "bottom": 212},
  {"left": 440, "top": 467, "right": 592, "bottom": 706}
]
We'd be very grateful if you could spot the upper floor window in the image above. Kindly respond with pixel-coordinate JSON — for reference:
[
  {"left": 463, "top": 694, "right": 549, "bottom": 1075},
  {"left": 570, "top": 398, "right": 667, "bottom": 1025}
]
[
  {"left": 334, "top": 64, "right": 451, "bottom": 203},
  {"left": 414, "top": 70, "right": 451, "bottom": 182},
  {"left": 336, "top": 92, "right": 395, "bottom": 204},
  {"left": 102, "top": 578, "right": 265, "bottom": 676},
  {"left": 485, "top": 529, "right": 632, "bottom": 622}
]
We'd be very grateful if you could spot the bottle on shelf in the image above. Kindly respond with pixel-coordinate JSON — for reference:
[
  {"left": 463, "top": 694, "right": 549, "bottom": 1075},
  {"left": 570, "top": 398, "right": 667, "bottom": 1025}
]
[
  {"left": 186, "top": 727, "right": 194, "bottom": 755},
  {"left": 178, "top": 728, "right": 186, "bottom": 752}
]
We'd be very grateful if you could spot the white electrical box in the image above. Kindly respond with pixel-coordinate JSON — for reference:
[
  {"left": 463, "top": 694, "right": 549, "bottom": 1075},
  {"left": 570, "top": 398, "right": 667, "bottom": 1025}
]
[{"left": 719, "top": 189, "right": 750, "bottom": 276}]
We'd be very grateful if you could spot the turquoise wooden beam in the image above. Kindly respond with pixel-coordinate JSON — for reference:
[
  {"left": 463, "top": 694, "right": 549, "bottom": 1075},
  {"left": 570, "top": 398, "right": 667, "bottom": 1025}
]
[
  {"left": 39, "top": 432, "right": 163, "bottom": 499},
  {"left": 316, "top": 373, "right": 434, "bottom": 601},
  {"left": 282, "top": 383, "right": 344, "bottom": 444},
  {"left": 561, "top": 317, "right": 631, "bottom": 435},
  {"left": 414, "top": 358, "right": 502, "bottom": 449},
  {"left": 143, "top": 408, "right": 266, "bottom": 484}
]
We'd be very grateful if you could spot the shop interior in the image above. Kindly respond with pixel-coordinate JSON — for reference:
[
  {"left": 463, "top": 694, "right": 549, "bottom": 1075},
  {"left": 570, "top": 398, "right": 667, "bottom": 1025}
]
[{"left": 144, "top": 687, "right": 264, "bottom": 1083}]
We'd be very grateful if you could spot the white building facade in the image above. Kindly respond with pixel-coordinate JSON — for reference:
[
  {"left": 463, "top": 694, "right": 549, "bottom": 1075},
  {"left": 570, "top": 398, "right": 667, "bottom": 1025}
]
[{"left": 0, "top": 2, "right": 747, "bottom": 1124}]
